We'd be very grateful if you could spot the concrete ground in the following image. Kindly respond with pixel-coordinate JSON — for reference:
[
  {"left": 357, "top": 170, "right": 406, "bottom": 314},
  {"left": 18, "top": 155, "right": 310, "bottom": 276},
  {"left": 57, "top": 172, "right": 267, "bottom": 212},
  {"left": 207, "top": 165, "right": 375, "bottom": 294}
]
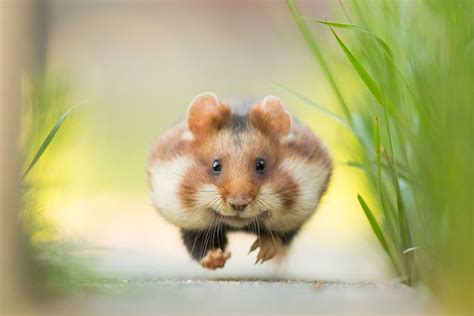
[{"left": 42, "top": 279, "right": 432, "bottom": 315}]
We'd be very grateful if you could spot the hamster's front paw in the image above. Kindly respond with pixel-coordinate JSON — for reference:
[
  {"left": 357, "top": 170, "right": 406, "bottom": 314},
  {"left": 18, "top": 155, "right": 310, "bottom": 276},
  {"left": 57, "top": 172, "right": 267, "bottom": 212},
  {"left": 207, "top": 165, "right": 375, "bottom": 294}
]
[
  {"left": 249, "top": 235, "right": 283, "bottom": 264},
  {"left": 200, "top": 249, "right": 231, "bottom": 270}
]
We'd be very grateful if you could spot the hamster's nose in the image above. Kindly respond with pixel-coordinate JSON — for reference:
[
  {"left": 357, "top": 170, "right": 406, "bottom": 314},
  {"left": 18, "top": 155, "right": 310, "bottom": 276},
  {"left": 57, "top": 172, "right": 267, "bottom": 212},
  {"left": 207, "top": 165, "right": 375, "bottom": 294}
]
[{"left": 228, "top": 195, "right": 250, "bottom": 212}]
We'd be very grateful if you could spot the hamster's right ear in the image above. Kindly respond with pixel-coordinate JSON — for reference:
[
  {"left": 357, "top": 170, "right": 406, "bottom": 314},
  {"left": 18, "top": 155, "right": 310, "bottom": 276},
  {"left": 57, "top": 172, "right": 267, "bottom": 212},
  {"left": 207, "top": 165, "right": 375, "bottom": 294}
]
[
  {"left": 249, "top": 96, "right": 292, "bottom": 138},
  {"left": 187, "top": 92, "right": 231, "bottom": 140}
]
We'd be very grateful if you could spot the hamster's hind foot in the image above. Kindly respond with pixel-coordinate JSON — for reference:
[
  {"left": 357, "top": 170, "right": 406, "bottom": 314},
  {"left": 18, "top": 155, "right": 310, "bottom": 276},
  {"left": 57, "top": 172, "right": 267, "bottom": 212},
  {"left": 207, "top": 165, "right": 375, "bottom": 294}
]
[{"left": 200, "top": 249, "right": 231, "bottom": 270}]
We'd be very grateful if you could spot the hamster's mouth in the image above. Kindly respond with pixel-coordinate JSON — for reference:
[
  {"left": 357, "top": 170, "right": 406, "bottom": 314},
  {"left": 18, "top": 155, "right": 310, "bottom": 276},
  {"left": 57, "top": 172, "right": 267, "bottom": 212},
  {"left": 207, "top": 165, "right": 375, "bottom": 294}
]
[{"left": 213, "top": 211, "right": 269, "bottom": 227}]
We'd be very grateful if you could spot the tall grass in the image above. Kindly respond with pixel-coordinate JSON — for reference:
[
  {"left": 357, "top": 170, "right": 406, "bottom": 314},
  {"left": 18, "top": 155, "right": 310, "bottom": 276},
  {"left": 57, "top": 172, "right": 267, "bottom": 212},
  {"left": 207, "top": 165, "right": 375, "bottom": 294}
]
[
  {"left": 288, "top": 0, "right": 473, "bottom": 310},
  {"left": 20, "top": 75, "right": 96, "bottom": 288},
  {"left": 20, "top": 75, "right": 74, "bottom": 240}
]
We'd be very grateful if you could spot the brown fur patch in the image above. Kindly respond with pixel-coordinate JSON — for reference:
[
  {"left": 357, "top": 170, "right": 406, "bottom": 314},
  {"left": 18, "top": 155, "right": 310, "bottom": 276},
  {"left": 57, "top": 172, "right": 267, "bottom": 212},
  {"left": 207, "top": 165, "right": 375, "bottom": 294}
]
[
  {"left": 269, "top": 169, "right": 300, "bottom": 210},
  {"left": 147, "top": 122, "right": 192, "bottom": 189},
  {"left": 283, "top": 124, "right": 333, "bottom": 166},
  {"left": 148, "top": 122, "right": 191, "bottom": 162},
  {"left": 177, "top": 167, "right": 200, "bottom": 209}
]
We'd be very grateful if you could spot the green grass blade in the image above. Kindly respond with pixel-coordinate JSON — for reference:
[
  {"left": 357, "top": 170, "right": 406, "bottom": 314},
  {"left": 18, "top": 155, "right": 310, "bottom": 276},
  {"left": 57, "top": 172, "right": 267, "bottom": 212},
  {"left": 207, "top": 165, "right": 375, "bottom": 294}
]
[
  {"left": 357, "top": 194, "right": 402, "bottom": 276},
  {"left": 402, "top": 247, "right": 420, "bottom": 255},
  {"left": 287, "top": 0, "right": 352, "bottom": 124},
  {"left": 302, "top": 18, "right": 368, "bottom": 32},
  {"left": 302, "top": 17, "right": 393, "bottom": 58},
  {"left": 305, "top": 17, "right": 420, "bottom": 112},
  {"left": 373, "top": 117, "right": 400, "bottom": 250},
  {"left": 379, "top": 84, "right": 415, "bottom": 283},
  {"left": 357, "top": 194, "right": 389, "bottom": 254},
  {"left": 346, "top": 160, "right": 414, "bottom": 184},
  {"left": 374, "top": 117, "right": 382, "bottom": 180},
  {"left": 272, "top": 81, "right": 350, "bottom": 130},
  {"left": 346, "top": 160, "right": 366, "bottom": 170},
  {"left": 379, "top": 88, "right": 413, "bottom": 258},
  {"left": 21, "top": 102, "right": 82, "bottom": 180},
  {"left": 329, "top": 26, "right": 383, "bottom": 105}
]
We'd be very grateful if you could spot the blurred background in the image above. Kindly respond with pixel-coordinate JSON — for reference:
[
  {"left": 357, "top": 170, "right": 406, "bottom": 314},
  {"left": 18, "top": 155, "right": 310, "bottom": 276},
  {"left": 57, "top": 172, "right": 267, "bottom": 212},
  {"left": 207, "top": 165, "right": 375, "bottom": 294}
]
[{"left": 1, "top": 0, "right": 472, "bottom": 315}]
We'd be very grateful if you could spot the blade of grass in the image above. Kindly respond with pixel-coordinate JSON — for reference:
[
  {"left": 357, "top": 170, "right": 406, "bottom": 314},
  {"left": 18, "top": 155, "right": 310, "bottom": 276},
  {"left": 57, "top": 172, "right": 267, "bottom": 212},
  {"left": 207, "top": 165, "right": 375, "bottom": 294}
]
[
  {"left": 357, "top": 194, "right": 402, "bottom": 276},
  {"left": 302, "top": 18, "right": 368, "bottom": 31},
  {"left": 374, "top": 117, "right": 400, "bottom": 251},
  {"left": 374, "top": 117, "right": 382, "bottom": 178},
  {"left": 302, "top": 17, "right": 393, "bottom": 59},
  {"left": 272, "top": 81, "right": 350, "bottom": 130},
  {"left": 328, "top": 26, "right": 384, "bottom": 106},
  {"left": 305, "top": 16, "right": 420, "bottom": 110},
  {"left": 357, "top": 194, "right": 389, "bottom": 254},
  {"left": 287, "top": 0, "right": 352, "bottom": 124},
  {"left": 21, "top": 101, "right": 83, "bottom": 180},
  {"left": 379, "top": 83, "right": 413, "bottom": 252},
  {"left": 379, "top": 80, "right": 415, "bottom": 284},
  {"left": 402, "top": 247, "right": 420, "bottom": 255},
  {"left": 346, "top": 160, "right": 414, "bottom": 184}
]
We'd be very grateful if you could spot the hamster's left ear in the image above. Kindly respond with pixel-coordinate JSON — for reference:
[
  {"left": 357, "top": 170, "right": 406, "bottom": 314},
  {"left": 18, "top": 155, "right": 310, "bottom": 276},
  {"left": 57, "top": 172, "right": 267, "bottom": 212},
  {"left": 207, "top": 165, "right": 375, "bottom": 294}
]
[
  {"left": 187, "top": 92, "right": 231, "bottom": 140},
  {"left": 250, "top": 96, "right": 292, "bottom": 138}
]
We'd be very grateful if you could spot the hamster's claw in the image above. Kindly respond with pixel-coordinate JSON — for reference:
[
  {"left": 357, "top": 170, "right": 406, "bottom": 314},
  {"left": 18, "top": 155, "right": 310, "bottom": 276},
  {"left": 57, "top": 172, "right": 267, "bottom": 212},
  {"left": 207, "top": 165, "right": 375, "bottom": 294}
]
[
  {"left": 249, "top": 236, "right": 282, "bottom": 265},
  {"left": 248, "top": 239, "right": 260, "bottom": 254},
  {"left": 200, "top": 249, "right": 231, "bottom": 270}
]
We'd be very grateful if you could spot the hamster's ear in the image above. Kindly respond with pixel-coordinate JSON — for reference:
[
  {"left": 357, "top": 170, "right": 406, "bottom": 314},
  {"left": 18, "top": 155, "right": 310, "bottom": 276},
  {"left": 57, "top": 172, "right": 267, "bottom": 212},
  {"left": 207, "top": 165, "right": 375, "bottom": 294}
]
[
  {"left": 250, "top": 96, "right": 292, "bottom": 138},
  {"left": 187, "top": 92, "right": 231, "bottom": 139}
]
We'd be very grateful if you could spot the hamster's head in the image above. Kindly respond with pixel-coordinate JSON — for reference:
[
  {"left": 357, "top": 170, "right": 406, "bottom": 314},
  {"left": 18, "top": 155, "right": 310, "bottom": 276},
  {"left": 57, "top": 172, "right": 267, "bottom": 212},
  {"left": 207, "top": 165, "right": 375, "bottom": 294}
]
[{"left": 161, "top": 92, "right": 331, "bottom": 231}]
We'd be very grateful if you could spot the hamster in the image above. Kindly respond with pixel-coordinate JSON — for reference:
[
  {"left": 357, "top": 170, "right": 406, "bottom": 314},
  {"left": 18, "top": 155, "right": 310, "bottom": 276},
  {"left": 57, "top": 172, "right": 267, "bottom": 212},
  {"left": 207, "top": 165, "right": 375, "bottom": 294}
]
[{"left": 148, "top": 92, "right": 332, "bottom": 270}]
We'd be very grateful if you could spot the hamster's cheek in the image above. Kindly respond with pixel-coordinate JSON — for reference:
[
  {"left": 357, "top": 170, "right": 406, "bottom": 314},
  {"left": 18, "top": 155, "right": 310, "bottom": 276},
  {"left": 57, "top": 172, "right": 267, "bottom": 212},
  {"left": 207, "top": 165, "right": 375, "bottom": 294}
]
[
  {"left": 149, "top": 157, "right": 192, "bottom": 225},
  {"left": 263, "top": 157, "right": 331, "bottom": 231},
  {"left": 280, "top": 157, "right": 330, "bottom": 209},
  {"left": 177, "top": 165, "right": 222, "bottom": 229},
  {"left": 255, "top": 185, "right": 284, "bottom": 213},
  {"left": 258, "top": 182, "right": 302, "bottom": 232},
  {"left": 149, "top": 157, "right": 214, "bottom": 230}
]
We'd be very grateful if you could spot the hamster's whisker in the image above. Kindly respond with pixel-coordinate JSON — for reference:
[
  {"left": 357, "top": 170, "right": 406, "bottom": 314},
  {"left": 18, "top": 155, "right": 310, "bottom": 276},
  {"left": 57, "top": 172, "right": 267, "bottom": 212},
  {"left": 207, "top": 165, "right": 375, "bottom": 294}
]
[
  {"left": 215, "top": 199, "right": 226, "bottom": 213},
  {"left": 262, "top": 220, "right": 278, "bottom": 251},
  {"left": 217, "top": 215, "right": 224, "bottom": 249},
  {"left": 190, "top": 229, "right": 205, "bottom": 258},
  {"left": 212, "top": 215, "right": 220, "bottom": 249},
  {"left": 251, "top": 218, "right": 257, "bottom": 238},
  {"left": 197, "top": 220, "right": 207, "bottom": 258},
  {"left": 200, "top": 211, "right": 215, "bottom": 258},
  {"left": 199, "top": 195, "right": 221, "bottom": 211},
  {"left": 254, "top": 199, "right": 269, "bottom": 215},
  {"left": 212, "top": 182, "right": 227, "bottom": 191},
  {"left": 254, "top": 217, "right": 262, "bottom": 248},
  {"left": 210, "top": 218, "right": 216, "bottom": 252},
  {"left": 202, "top": 216, "right": 216, "bottom": 258}
]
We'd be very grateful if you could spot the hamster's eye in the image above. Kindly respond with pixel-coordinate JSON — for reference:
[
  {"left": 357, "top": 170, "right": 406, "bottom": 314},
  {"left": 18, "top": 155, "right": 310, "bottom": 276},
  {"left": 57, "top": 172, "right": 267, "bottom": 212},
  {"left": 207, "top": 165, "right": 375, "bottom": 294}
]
[
  {"left": 212, "top": 159, "right": 222, "bottom": 174},
  {"left": 256, "top": 158, "right": 265, "bottom": 174}
]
